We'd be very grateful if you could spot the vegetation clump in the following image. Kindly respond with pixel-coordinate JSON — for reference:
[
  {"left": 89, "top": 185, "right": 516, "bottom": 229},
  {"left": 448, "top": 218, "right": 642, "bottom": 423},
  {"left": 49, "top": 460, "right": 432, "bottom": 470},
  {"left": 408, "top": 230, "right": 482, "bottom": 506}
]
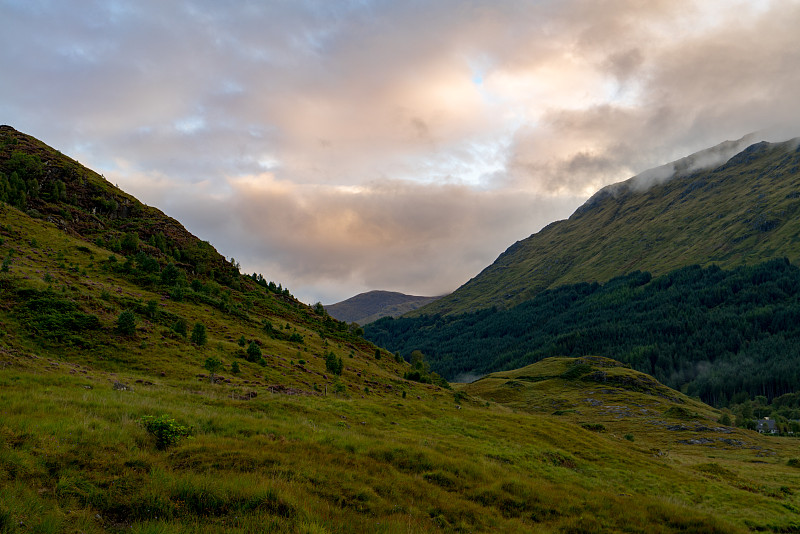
[
  {"left": 116, "top": 309, "right": 136, "bottom": 336},
  {"left": 325, "top": 351, "right": 343, "bottom": 376},
  {"left": 191, "top": 322, "right": 207, "bottom": 346},
  {"left": 140, "top": 415, "right": 193, "bottom": 450}
]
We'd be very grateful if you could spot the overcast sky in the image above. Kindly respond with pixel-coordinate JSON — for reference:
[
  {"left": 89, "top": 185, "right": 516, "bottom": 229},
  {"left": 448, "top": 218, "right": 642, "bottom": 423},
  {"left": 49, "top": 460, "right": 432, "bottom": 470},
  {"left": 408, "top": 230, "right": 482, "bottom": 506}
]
[{"left": 2, "top": 0, "right": 800, "bottom": 304}]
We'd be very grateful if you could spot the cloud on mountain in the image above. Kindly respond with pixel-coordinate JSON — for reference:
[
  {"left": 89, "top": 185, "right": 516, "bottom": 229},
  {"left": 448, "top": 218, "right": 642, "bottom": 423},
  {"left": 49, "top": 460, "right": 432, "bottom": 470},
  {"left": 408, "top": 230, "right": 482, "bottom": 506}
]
[{"left": 2, "top": 0, "right": 800, "bottom": 302}]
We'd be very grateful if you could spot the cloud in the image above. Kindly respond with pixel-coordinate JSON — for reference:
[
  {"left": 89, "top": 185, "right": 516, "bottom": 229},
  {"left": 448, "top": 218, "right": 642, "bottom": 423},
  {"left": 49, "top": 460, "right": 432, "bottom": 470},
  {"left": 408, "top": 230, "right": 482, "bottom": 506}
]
[
  {"left": 128, "top": 170, "right": 581, "bottom": 304},
  {"left": 3, "top": 0, "right": 800, "bottom": 303}
]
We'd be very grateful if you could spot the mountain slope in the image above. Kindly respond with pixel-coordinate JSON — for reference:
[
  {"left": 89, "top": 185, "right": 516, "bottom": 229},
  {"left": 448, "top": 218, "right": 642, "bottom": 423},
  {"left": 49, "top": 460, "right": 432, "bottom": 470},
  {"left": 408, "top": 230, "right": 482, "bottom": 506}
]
[
  {"left": 325, "top": 290, "right": 442, "bottom": 325},
  {"left": 0, "top": 125, "right": 240, "bottom": 287},
  {"left": 417, "top": 137, "right": 800, "bottom": 316}
]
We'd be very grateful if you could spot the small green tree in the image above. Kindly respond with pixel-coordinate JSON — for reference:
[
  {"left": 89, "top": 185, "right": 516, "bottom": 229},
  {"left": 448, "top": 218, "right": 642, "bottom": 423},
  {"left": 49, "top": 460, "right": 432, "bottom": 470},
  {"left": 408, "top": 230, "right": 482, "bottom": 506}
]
[
  {"left": 146, "top": 299, "right": 159, "bottom": 319},
  {"left": 1, "top": 253, "right": 12, "bottom": 273},
  {"left": 204, "top": 356, "right": 223, "bottom": 382},
  {"left": 172, "top": 318, "right": 188, "bottom": 338},
  {"left": 231, "top": 360, "right": 241, "bottom": 374},
  {"left": 246, "top": 341, "right": 262, "bottom": 362},
  {"left": 374, "top": 348, "right": 382, "bottom": 360},
  {"left": 121, "top": 231, "right": 139, "bottom": 253},
  {"left": 238, "top": 335, "right": 247, "bottom": 347},
  {"left": 117, "top": 310, "right": 136, "bottom": 336},
  {"left": 191, "top": 322, "right": 207, "bottom": 346},
  {"left": 160, "top": 262, "right": 180, "bottom": 286},
  {"left": 325, "top": 351, "right": 343, "bottom": 376}
]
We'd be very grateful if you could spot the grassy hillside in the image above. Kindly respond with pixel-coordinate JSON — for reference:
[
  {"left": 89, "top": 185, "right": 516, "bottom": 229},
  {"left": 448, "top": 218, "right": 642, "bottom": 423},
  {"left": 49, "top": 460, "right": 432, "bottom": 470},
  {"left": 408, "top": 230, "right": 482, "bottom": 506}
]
[
  {"left": 4, "top": 128, "right": 800, "bottom": 532},
  {"left": 0, "top": 125, "right": 239, "bottom": 287},
  {"left": 325, "top": 291, "right": 443, "bottom": 325},
  {"left": 418, "top": 139, "right": 800, "bottom": 316}
]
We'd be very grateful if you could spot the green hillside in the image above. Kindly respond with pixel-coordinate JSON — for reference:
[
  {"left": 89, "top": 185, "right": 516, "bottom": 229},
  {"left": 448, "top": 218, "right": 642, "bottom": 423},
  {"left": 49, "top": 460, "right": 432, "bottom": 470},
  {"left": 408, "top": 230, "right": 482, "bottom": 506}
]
[
  {"left": 4, "top": 128, "right": 800, "bottom": 532},
  {"left": 418, "top": 138, "right": 800, "bottom": 316}
]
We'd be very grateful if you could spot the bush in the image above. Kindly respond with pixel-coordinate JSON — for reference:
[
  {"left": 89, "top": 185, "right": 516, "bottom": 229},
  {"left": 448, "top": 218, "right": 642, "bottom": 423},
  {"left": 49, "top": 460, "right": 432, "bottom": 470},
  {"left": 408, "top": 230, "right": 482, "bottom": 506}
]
[
  {"left": 140, "top": 415, "right": 193, "bottom": 450},
  {"left": 204, "top": 356, "right": 224, "bottom": 382},
  {"left": 172, "top": 318, "right": 188, "bottom": 337},
  {"left": 325, "top": 351, "right": 343, "bottom": 375},
  {"left": 191, "top": 322, "right": 207, "bottom": 346},
  {"left": 121, "top": 231, "right": 139, "bottom": 253},
  {"left": 246, "top": 341, "right": 262, "bottom": 361},
  {"left": 146, "top": 299, "right": 159, "bottom": 319},
  {"left": 161, "top": 263, "right": 180, "bottom": 286},
  {"left": 117, "top": 310, "right": 136, "bottom": 336}
]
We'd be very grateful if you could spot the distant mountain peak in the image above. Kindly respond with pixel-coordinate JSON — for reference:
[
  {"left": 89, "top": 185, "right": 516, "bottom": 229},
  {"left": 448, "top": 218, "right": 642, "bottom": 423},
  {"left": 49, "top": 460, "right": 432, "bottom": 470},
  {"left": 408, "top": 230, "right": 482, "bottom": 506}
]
[{"left": 325, "top": 290, "right": 443, "bottom": 325}]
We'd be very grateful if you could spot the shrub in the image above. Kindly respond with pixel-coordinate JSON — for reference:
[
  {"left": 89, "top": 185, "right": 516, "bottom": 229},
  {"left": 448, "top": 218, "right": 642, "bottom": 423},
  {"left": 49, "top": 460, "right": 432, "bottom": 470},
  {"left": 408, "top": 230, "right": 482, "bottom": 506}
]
[
  {"left": 172, "top": 318, "right": 188, "bottom": 338},
  {"left": 289, "top": 333, "right": 304, "bottom": 344},
  {"left": 121, "top": 231, "right": 139, "bottom": 253},
  {"left": 231, "top": 361, "right": 241, "bottom": 374},
  {"left": 117, "top": 310, "right": 136, "bottom": 336},
  {"left": 246, "top": 341, "right": 262, "bottom": 362},
  {"left": 160, "top": 263, "right": 180, "bottom": 286},
  {"left": 191, "top": 322, "right": 207, "bottom": 346},
  {"left": 204, "top": 356, "right": 224, "bottom": 382},
  {"left": 146, "top": 299, "right": 159, "bottom": 319},
  {"left": 169, "top": 285, "right": 185, "bottom": 302},
  {"left": 325, "top": 351, "right": 343, "bottom": 375},
  {"left": 140, "top": 415, "right": 193, "bottom": 450}
]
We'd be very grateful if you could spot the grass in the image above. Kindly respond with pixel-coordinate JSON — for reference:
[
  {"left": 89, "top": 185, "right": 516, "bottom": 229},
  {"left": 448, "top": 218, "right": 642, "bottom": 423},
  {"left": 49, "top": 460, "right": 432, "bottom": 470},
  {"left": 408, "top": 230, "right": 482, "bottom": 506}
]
[{"left": 6, "top": 363, "right": 792, "bottom": 533}]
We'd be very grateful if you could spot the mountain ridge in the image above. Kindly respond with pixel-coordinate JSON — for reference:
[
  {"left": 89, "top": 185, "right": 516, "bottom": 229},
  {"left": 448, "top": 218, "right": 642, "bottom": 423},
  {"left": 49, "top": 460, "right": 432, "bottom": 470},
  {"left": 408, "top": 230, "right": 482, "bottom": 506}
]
[{"left": 414, "top": 136, "right": 800, "bottom": 316}]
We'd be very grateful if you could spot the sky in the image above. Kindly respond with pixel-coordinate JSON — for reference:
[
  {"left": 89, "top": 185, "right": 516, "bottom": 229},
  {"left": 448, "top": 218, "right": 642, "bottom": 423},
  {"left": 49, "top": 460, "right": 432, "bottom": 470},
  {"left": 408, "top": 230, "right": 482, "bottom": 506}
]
[{"left": 2, "top": 0, "right": 800, "bottom": 304}]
